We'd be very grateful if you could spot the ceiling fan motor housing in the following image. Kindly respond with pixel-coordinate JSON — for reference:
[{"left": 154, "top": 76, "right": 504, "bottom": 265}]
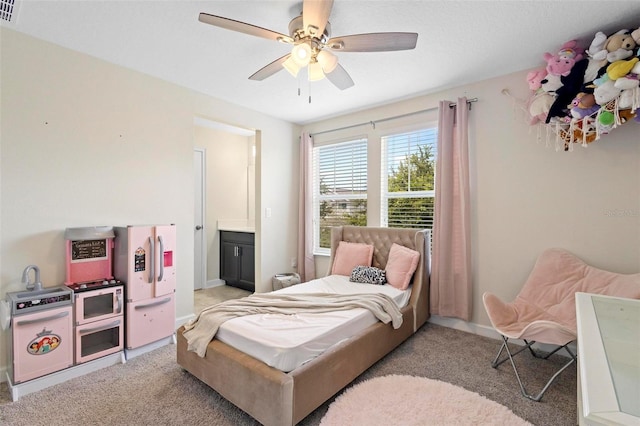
[{"left": 288, "top": 14, "right": 330, "bottom": 45}]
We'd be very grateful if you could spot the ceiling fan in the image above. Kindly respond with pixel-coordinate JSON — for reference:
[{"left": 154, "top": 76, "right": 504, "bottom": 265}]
[{"left": 198, "top": 0, "right": 418, "bottom": 90}]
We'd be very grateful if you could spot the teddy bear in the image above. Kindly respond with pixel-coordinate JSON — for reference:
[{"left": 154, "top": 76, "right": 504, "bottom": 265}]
[
  {"left": 543, "top": 40, "right": 584, "bottom": 77},
  {"left": 604, "top": 30, "right": 637, "bottom": 62}
]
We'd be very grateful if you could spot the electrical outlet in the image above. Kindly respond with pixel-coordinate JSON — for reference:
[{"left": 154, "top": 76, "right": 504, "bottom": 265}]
[
  {"left": 265, "top": 207, "right": 272, "bottom": 218},
  {"left": 291, "top": 257, "right": 297, "bottom": 269}
]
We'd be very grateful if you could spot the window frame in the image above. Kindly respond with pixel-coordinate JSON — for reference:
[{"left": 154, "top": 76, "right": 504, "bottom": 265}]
[
  {"left": 312, "top": 137, "right": 368, "bottom": 255},
  {"left": 380, "top": 125, "right": 438, "bottom": 230}
]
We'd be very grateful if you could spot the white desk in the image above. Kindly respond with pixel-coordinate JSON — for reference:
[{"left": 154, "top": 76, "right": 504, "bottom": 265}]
[{"left": 576, "top": 292, "right": 640, "bottom": 426}]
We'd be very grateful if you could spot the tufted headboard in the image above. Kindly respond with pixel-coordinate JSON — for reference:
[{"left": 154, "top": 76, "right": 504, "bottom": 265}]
[{"left": 326, "top": 226, "right": 431, "bottom": 331}]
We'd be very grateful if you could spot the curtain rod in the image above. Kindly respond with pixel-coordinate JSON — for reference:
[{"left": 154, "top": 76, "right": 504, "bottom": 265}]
[{"left": 310, "top": 97, "right": 478, "bottom": 137}]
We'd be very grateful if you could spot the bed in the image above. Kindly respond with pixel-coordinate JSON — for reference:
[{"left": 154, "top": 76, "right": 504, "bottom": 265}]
[{"left": 176, "top": 226, "right": 431, "bottom": 425}]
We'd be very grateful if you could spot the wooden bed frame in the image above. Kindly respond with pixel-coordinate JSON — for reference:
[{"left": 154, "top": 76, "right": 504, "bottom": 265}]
[{"left": 177, "top": 226, "right": 431, "bottom": 425}]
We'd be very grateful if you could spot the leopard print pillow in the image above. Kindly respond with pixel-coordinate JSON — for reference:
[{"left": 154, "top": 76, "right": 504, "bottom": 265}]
[{"left": 349, "top": 265, "right": 387, "bottom": 285}]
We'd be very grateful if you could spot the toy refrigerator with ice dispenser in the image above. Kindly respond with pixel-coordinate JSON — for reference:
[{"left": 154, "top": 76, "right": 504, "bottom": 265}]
[{"left": 113, "top": 225, "right": 176, "bottom": 356}]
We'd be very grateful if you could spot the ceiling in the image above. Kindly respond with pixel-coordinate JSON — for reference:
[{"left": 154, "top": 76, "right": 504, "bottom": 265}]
[{"left": 5, "top": 1, "right": 640, "bottom": 125}]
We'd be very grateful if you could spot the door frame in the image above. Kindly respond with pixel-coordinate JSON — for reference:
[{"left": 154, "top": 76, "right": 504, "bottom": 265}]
[{"left": 194, "top": 147, "right": 207, "bottom": 290}]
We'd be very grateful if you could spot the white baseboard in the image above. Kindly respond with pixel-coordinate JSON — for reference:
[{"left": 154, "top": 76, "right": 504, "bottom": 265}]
[
  {"left": 125, "top": 335, "right": 176, "bottom": 361},
  {"left": 204, "top": 279, "right": 225, "bottom": 289},
  {"left": 5, "top": 352, "right": 125, "bottom": 401},
  {"left": 176, "top": 313, "right": 196, "bottom": 329},
  {"left": 428, "top": 315, "right": 577, "bottom": 358},
  {"left": 428, "top": 315, "right": 501, "bottom": 340}
]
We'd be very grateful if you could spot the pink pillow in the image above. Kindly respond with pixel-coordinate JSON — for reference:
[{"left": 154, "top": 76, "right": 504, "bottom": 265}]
[
  {"left": 331, "top": 242, "right": 374, "bottom": 276},
  {"left": 385, "top": 243, "right": 420, "bottom": 290}
]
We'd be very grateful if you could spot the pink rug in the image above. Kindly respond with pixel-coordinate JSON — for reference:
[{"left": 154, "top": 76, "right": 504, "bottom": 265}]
[{"left": 320, "top": 375, "right": 532, "bottom": 426}]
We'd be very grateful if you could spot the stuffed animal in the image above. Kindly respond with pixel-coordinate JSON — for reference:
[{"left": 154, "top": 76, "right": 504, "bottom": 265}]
[
  {"left": 607, "top": 57, "right": 639, "bottom": 80},
  {"left": 618, "top": 86, "right": 640, "bottom": 109},
  {"left": 570, "top": 117, "right": 597, "bottom": 146},
  {"left": 594, "top": 79, "right": 622, "bottom": 105},
  {"left": 540, "top": 73, "right": 563, "bottom": 93},
  {"left": 527, "top": 92, "right": 555, "bottom": 124},
  {"left": 584, "top": 58, "right": 609, "bottom": 83},
  {"left": 605, "top": 30, "right": 637, "bottom": 62},
  {"left": 544, "top": 40, "right": 584, "bottom": 76},
  {"left": 570, "top": 93, "right": 600, "bottom": 118},
  {"left": 632, "top": 27, "right": 640, "bottom": 46},
  {"left": 587, "top": 31, "right": 608, "bottom": 61},
  {"left": 527, "top": 69, "right": 547, "bottom": 91},
  {"left": 618, "top": 108, "right": 637, "bottom": 123},
  {"left": 614, "top": 74, "right": 640, "bottom": 90},
  {"left": 546, "top": 58, "right": 589, "bottom": 123},
  {"left": 597, "top": 110, "right": 616, "bottom": 134}
]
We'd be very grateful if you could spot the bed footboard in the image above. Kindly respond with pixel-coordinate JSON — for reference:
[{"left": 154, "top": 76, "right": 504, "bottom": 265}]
[
  {"left": 177, "top": 306, "right": 415, "bottom": 426},
  {"left": 177, "top": 326, "right": 295, "bottom": 426},
  {"left": 289, "top": 305, "right": 414, "bottom": 423}
]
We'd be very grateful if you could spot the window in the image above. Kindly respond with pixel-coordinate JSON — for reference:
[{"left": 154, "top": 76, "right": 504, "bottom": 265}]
[
  {"left": 381, "top": 128, "right": 437, "bottom": 229},
  {"left": 313, "top": 139, "right": 367, "bottom": 253}
]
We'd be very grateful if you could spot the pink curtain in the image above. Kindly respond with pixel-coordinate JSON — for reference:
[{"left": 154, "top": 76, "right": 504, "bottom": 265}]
[
  {"left": 431, "top": 98, "right": 472, "bottom": 320},
  {"left": 297, "top": 132, "right": 316, "bottom": 282}
]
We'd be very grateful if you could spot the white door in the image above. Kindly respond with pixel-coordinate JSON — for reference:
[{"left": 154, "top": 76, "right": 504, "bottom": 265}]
[{"left": 194, "top": 148, "right": 206, "bottom": 290}]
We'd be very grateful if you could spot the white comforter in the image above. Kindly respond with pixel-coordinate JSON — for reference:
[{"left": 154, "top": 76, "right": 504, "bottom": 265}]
[{"left": 213, "top": 275, "right": 411, "bottom": 371}]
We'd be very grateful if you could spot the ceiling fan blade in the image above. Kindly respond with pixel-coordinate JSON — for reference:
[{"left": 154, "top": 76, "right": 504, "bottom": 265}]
[
  {"left": 249, "top": 54, "right": 290, "bottom": 81},
  {"left": 327, "top": 32, "right": 418, "bottom": 52},
  {"left": 325, "top": 63, "right": 354, "bottom": 90},
  {"left": 199, "top": 13, "right": 293, "bottom": 43},
  {"left": 303, "top": 0, "right": 333, "bottom": 37}
]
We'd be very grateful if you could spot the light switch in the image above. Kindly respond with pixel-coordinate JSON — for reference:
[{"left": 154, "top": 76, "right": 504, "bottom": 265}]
[{"left": 265, "top": 207, "right": 272, "bottom": 218}]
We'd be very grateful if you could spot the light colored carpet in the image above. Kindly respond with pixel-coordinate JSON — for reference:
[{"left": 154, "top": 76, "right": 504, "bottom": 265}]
[
  {"left": 320, "top": 375, "right": 532, "bottom": 426},
  {"left": 3, "top": 285, "right": 563, "bottom": 425},
  {"left": 0, "top": 322, "right": 576, "bottom": 425}
]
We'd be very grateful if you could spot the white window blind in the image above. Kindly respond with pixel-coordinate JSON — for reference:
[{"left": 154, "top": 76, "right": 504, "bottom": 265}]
[
  {"left": 381, "top": 128, "right": 437, "bottom": 229},
  {"left": 313, "top": 139, "right": 367, "bottom": 252}
]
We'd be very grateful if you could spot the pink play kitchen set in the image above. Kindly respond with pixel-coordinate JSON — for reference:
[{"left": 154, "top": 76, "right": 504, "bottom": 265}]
[{"left": 1, "top": 224, "right": 176, "bottom": 400}]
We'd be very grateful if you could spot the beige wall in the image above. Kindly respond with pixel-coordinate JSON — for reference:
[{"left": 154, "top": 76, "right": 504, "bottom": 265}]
[
  {"left": 2, "top": 25, "right": 638, "bottom": 375},
  {"left": 304, "top": 69, "right": 640, "bottom": 330},
  {"left": 0, "top": 29, "right": 299, "bottom": 372}
]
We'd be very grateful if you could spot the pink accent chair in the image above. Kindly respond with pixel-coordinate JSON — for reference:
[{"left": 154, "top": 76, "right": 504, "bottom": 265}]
[{"left": 483, "top": 248, "right": 640, "bottom": 401}]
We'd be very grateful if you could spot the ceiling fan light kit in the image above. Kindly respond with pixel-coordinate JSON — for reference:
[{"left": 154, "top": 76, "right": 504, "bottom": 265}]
[
  {"left": 199, "top": 0, "right": 418, "bottom": 91},
  {"left": 308, "top": 61, "right": 325, "bottom": 81},
  {"left": 291, "top": 42, "right": 312, "bottom": 67}
]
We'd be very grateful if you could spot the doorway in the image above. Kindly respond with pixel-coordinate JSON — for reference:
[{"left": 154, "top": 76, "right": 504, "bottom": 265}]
[{"left": 193, "top": 117, "right": 256, "bottom": 297}]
